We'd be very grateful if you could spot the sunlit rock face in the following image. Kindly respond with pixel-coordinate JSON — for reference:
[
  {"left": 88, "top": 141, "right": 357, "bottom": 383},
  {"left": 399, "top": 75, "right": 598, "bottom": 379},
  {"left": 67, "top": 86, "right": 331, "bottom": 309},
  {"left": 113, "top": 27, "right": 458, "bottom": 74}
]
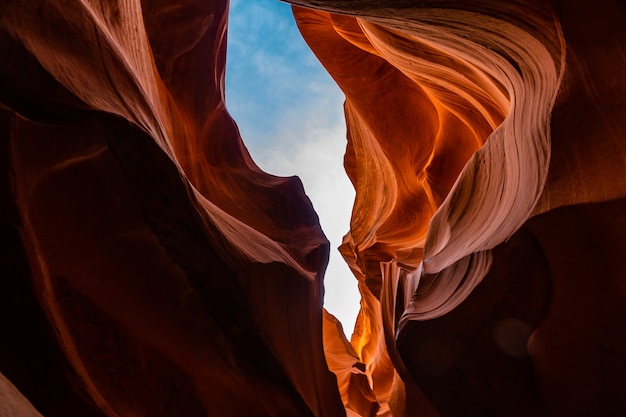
[
  {"left": 292, "top": 0, "right": 626, "bottom": 416},
  {"left": 1, "top": 1, "right": 625, "bottom": 417}
]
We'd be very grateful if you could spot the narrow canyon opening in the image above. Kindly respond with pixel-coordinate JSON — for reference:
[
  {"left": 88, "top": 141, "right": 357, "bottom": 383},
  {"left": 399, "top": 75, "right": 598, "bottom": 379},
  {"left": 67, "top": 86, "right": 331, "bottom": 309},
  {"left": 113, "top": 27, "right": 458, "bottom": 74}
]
[
  {"left": 2, "top": 0, "right": 625, "bottom": 416},
  {"left": 225, "top": 0, "right": 361, "bottom": 331}
]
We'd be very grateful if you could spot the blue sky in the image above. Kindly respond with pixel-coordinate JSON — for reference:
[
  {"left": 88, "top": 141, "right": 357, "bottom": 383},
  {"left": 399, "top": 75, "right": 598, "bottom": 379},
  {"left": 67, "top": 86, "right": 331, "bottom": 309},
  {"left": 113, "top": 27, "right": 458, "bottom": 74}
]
[{"left": 225, "top": 0, "right": 360, "bottom": 330}]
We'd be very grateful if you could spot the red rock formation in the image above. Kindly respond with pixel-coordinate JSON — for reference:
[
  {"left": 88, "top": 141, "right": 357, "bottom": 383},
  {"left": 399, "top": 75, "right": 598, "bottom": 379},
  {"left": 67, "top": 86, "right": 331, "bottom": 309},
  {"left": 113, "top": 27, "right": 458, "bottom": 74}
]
[
  {"left": 293, "top": 0, "right": 626, "bottom": 415},
  {"left": 1, "top": 0, "right": 342, "bottom": 416},
  {"left": 1, "top": 0, "right": 625, "bottom": 416}
]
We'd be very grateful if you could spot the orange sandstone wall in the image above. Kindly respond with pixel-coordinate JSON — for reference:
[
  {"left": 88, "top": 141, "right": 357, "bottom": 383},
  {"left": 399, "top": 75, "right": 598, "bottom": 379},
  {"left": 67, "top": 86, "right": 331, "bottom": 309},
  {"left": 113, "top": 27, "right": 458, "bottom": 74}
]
[{"left": 292, "top": 0, "right": 626, "bottom": 415}]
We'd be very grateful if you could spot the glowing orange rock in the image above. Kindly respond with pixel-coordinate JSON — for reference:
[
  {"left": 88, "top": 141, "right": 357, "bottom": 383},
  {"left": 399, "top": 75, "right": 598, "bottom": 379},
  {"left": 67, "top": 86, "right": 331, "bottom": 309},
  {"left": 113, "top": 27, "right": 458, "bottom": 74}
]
[{"left": 293, "top": 0, "right": 626, "bottom": 415}]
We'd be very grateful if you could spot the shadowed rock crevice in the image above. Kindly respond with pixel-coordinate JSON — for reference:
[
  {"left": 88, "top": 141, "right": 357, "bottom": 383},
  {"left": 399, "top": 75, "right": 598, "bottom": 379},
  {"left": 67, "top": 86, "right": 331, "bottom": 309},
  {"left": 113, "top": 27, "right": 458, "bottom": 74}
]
[
  {"left": 0, "top": 110, "right": 107, "bottom": 417},
  {"left": 397, "top": 228, "right": 552, "bottom": 417}
]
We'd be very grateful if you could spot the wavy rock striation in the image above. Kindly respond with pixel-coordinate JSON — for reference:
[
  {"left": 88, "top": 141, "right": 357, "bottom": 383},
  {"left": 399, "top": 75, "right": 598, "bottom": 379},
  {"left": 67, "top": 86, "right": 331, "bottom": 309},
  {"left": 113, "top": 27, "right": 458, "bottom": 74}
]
[
  {"left": 0, "top": 0, "right": 342, "bottom": 416},
  {"left": 1, "top": 0, "right": 625, "bottom": 417},
  {"left": 293, "top": 1, "right": 626, "bottom": 415}
]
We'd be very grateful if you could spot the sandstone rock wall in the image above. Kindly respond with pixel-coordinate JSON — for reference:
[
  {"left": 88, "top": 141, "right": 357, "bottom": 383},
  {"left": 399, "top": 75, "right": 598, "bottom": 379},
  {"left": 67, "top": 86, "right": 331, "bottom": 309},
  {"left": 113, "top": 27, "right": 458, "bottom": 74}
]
[{"left": 1, "top": 0, "right": 625, "bottom": 416}]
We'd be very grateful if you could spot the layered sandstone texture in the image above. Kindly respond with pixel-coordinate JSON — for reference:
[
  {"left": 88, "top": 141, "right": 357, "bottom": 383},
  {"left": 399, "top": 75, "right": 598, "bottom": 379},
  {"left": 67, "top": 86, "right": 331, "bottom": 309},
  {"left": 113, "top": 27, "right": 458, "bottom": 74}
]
[{"left": 1, "top": 0, "right": 625, "bottom": 417}]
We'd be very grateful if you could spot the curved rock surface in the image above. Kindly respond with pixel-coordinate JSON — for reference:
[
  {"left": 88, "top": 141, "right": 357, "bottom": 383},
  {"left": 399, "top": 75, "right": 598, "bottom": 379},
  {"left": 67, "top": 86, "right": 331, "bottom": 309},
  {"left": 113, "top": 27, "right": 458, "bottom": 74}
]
[
  {"left": 293, "top": 0, "right": 626, "bottom": 415},
  {"left": 1, "top": 0, "right": 625, "bottom": 417},
  {"left": 0, "top": 0, "right": 342, "bottom": 416}
]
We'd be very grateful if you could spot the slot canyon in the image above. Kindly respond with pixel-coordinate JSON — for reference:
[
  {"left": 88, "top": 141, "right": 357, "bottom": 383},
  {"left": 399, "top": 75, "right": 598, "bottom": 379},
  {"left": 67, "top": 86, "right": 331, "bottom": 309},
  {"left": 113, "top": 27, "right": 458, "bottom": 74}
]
[{"left": 1, "top": 0, "right": 625, "bottom": 416}]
